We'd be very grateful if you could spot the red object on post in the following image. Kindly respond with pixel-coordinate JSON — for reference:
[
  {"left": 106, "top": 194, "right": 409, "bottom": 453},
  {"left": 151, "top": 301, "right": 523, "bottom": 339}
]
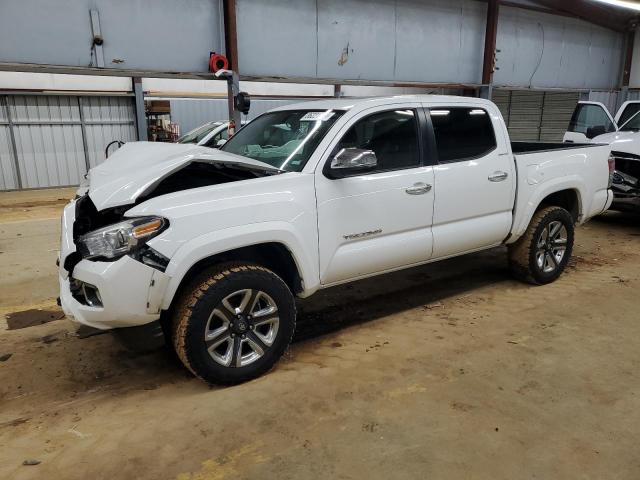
[
  {"left": 228, "top": 120, "right": 236, "bottom": 137},
  {"left": 208, "top": 52, "right": 229, "bottom": 73}
]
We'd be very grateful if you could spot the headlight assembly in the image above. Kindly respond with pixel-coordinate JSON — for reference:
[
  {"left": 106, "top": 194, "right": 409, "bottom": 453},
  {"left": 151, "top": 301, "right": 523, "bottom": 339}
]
[{"left": 77, "top": 216, "right": 167, "bottom": 260}]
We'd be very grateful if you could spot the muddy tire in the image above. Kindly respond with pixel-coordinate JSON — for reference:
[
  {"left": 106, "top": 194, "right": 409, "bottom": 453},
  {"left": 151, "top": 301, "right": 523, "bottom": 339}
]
[
  {"left": 172, "top": 263, "right": 296, "bottom": 385},
  {"left": 508, "top": 206, "right": 574, "bottom": 285}
]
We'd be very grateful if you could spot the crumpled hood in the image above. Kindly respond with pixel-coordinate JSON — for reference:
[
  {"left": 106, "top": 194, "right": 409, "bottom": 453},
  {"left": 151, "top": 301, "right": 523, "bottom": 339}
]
[
  {"left": 593, "top": 131, "right": 640, "bottom": 154},
  {"left": 86, "top": 142, "right": 279, "bottom": 210}
]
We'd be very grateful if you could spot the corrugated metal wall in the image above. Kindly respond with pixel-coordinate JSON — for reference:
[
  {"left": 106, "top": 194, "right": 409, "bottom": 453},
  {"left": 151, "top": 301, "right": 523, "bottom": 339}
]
[
  {"left": 10, "top": 96, "right": 87, "bottom": 189},
  {"left": 82, "top": 97, "right": 137, "bottom": 168},
  {"left": 0, "top": 95, "right": 136, "bottom": 190},
  {"left": 627, "top": 90, "right": 640, "bottom": 101},
  {"left": 540, "top": 92, "right": 581, "bottom": 141},
  {"left": 169, "top": 98, "right": 310, "bottom": 136},
  {"left": 492, "top": 89, "right": 579, "bottom": 142}
]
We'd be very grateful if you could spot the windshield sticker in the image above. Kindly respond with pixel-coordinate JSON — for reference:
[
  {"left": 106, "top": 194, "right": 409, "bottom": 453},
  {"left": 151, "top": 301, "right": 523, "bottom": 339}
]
[{"left": 300, "top": 111, "right": 336, "bottom": 122}]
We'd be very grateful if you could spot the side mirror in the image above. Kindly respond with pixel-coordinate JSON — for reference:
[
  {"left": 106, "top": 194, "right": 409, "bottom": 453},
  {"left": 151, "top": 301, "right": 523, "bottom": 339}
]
[
  {"left": 586, "top": 125, "right": 607, "bottom": 139},
  {"left": 326, "top": 148, "right": 378, "bottom": 178},
  {"left": 216, "top": 139, "right": 227, "bottom": 148}
]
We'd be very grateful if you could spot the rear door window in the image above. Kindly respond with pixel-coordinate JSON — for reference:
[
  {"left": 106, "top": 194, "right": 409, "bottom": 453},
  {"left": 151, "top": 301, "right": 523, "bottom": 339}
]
[{"left": 429, "top": 107, "right": 497, "bottom": 162}]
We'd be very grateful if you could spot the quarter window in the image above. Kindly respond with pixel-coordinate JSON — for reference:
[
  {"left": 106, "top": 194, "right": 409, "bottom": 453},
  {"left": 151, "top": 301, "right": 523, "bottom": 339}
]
[
  {"left": 430, "top": 107, "right": 497, "bottom": 162},
  {"left": 335, "top": 109, "right": 420, "bottom": 171}
]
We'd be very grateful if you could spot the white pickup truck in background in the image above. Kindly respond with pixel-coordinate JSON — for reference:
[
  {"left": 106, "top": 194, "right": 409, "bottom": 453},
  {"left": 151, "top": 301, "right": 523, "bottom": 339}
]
[
  {"left": 59, "top": 95, "right": 613, "bottom": 384},
  {"left": 564, "top": 100, "right": 640, "bottom": 211}
]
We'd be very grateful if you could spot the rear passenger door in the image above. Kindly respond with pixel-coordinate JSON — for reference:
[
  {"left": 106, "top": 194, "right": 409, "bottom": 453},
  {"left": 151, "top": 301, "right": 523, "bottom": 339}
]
[{"left": 428, "top": 105, "right": 515, "bottom": 258}]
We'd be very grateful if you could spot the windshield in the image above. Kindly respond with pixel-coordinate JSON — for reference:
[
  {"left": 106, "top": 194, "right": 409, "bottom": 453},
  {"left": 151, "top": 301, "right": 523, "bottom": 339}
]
[
  {"left": 221, "top": 110, "right": 344, "bottom": 171},
  {"left": 177, "top": 122, "right": 224, "bottom": 144}
]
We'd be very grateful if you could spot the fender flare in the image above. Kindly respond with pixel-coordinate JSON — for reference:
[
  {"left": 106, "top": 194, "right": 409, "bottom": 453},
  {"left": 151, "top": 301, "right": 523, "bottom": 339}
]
[
  {"left": 160, "top": 221, "right": 319, "bottom": 310},
  {"left": 509, "top": 176, "right": 586, "bottom": 242}
]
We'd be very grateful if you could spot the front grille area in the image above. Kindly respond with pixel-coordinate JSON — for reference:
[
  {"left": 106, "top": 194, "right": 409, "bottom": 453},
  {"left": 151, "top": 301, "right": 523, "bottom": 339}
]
[{"left": 611, "top": 151, "right": 640, "bottom": 198}]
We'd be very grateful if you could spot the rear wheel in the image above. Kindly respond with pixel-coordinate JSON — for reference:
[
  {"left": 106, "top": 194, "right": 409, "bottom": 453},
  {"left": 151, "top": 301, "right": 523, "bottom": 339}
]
[
  {"left": 508, "top": 206, "right": 574, "bottom": 285},
  {"left": 172, "top": 263, "right": 296, "bottom": 384}
]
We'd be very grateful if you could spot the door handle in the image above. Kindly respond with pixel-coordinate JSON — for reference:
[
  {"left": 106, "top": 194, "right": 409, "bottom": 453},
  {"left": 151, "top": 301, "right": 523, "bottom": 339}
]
[
  {"left": 405, "top": 182, "right": 432, "bottom": 195},
  {"left": 488, "top": 171, "right": 508, "bottom": 182}
]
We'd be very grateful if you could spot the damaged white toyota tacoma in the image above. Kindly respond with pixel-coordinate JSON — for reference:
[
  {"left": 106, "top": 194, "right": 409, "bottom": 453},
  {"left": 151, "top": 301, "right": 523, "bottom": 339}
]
[{"left": 59, "top": 95, "right": 613, "bottom": 384}]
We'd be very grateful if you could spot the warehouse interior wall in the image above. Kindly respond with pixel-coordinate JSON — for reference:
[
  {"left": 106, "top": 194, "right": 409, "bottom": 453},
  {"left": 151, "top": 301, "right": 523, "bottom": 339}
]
[
  {"left": 0, "top": 0, "right": 627, "bottom": 90},
  {"left": 237, "top": 0, "right": 487, "bottom": 84},
  {"left": 0, "top": 0, "right": 224, "bottom": 73},
  {"left": 495, "top": 6, "right": 623, "bottom": 89},
  {"left": 236, "top": 0, "right": 623, "bottom": 88}
]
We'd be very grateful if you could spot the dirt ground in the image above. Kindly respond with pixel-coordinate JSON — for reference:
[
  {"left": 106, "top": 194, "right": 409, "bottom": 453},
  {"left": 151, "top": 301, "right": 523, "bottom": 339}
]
[{"left": 1, "top": 188, "right": 640, "bottom": 480}]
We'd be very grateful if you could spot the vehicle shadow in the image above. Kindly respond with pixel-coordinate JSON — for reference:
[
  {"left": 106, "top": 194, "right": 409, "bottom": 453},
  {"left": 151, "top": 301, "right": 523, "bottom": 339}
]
[
  {"left": 293, "top": 247, "right": 511, "bottom": 343},
  {"left": 9, "top": 247, "right": 512, "bottom": 399},
  {"left": 593, "top": 210, "right": 640, "bottom": 233},
  {"left": 106, "top": 247, "right": 512, "bottom": 389}
]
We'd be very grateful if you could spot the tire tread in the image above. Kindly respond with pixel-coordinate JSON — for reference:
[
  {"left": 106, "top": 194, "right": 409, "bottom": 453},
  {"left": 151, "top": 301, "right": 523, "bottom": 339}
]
[
  {"left": 508, "top": 206, "right": 573, "bottom": 285},
  {"left": 171, "top": 262, "right": 295, "bottom": 384}
]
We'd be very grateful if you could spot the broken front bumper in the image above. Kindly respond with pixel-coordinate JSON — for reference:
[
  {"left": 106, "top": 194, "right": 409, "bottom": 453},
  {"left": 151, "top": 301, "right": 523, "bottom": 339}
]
[
  {"left": 59, "top": 200, "right": 170, "bottom": 330},
  {"left": 59, "top": 256, "right": 170, "bottom": 330}
]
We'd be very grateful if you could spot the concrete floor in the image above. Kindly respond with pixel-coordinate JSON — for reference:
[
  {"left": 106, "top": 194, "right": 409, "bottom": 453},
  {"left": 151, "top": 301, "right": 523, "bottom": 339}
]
[{"left": 1, "top": 189, "right": 640, "bottom": 480}]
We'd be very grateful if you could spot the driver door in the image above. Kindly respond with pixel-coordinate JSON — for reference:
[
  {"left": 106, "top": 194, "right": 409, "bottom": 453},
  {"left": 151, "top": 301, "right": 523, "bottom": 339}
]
[
  {"left": 564, "top": 102, "right": 616, "bottom": 143},
  {"left": 315, "top": 105, "right": 435, "bottom": 285}
]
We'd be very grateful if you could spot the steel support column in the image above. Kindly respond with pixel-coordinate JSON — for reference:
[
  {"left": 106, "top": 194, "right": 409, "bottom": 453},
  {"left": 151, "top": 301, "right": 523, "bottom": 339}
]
[
  {"left": 133, "top": 77, "right": 147, "bottom": 141},
  {"left": 480, "top": 0, "right": 499, "bottom": 99},
  {"left": 3, "top": 96, "right": 22, "bottom": 189},
  {"left": 77, "top": 97, "right": 92, "bottom": 172},
  {"left": 618, "top": 29, "right": 636, "bottom": 109},
  {"left": 623, "top": 29, "right": 635, "bottom": 87},
  {"left": 223, "top": 0, "right": 242, "bottom": 126}
]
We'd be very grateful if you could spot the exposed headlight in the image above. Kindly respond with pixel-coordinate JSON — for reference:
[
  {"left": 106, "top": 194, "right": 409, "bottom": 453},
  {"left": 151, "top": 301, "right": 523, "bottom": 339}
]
[{"left": 77, "top": 217, "right": 167, "bottom": 260}]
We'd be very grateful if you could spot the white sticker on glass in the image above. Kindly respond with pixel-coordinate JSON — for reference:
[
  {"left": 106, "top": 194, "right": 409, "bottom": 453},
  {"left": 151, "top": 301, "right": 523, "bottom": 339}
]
[{"left": 300, "top": 111, "right": 335, "bottom": 122}]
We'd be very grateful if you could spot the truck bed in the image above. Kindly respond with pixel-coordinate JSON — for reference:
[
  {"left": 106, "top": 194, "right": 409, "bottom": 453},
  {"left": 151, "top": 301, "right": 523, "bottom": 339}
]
[
  {"left": 511, "top": 141, "right": 602, "bottom": 154},
  {"left": 509, "top": 142, "right": 612, "bottom": 241}
]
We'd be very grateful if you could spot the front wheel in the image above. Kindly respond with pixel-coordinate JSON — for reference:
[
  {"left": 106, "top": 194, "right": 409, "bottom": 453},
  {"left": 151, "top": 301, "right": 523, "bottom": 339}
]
[
  {"left": 172, "top": 263, "right": 296, "bottom": 384},
  {"left": 508, "top": 206, "right": 574, "bottom": 285}
]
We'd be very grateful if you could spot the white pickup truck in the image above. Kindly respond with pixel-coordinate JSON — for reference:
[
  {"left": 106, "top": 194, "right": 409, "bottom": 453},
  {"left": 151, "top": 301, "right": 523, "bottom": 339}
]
[
  {"left": 59, "top": 95, "right": 613, "bottom": 384},
  {"left": 564, "top": 100, "right": 640, "bottom": 211}
]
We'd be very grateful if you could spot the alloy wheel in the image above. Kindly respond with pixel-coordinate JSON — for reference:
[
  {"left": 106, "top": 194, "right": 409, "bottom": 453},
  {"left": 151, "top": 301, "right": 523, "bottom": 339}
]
[
  {"left": 204, "top": 289, "right": 280, "bottom": 367},
  {"left": 535, "top": 220, "right": 568, "bottom": 274}
]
